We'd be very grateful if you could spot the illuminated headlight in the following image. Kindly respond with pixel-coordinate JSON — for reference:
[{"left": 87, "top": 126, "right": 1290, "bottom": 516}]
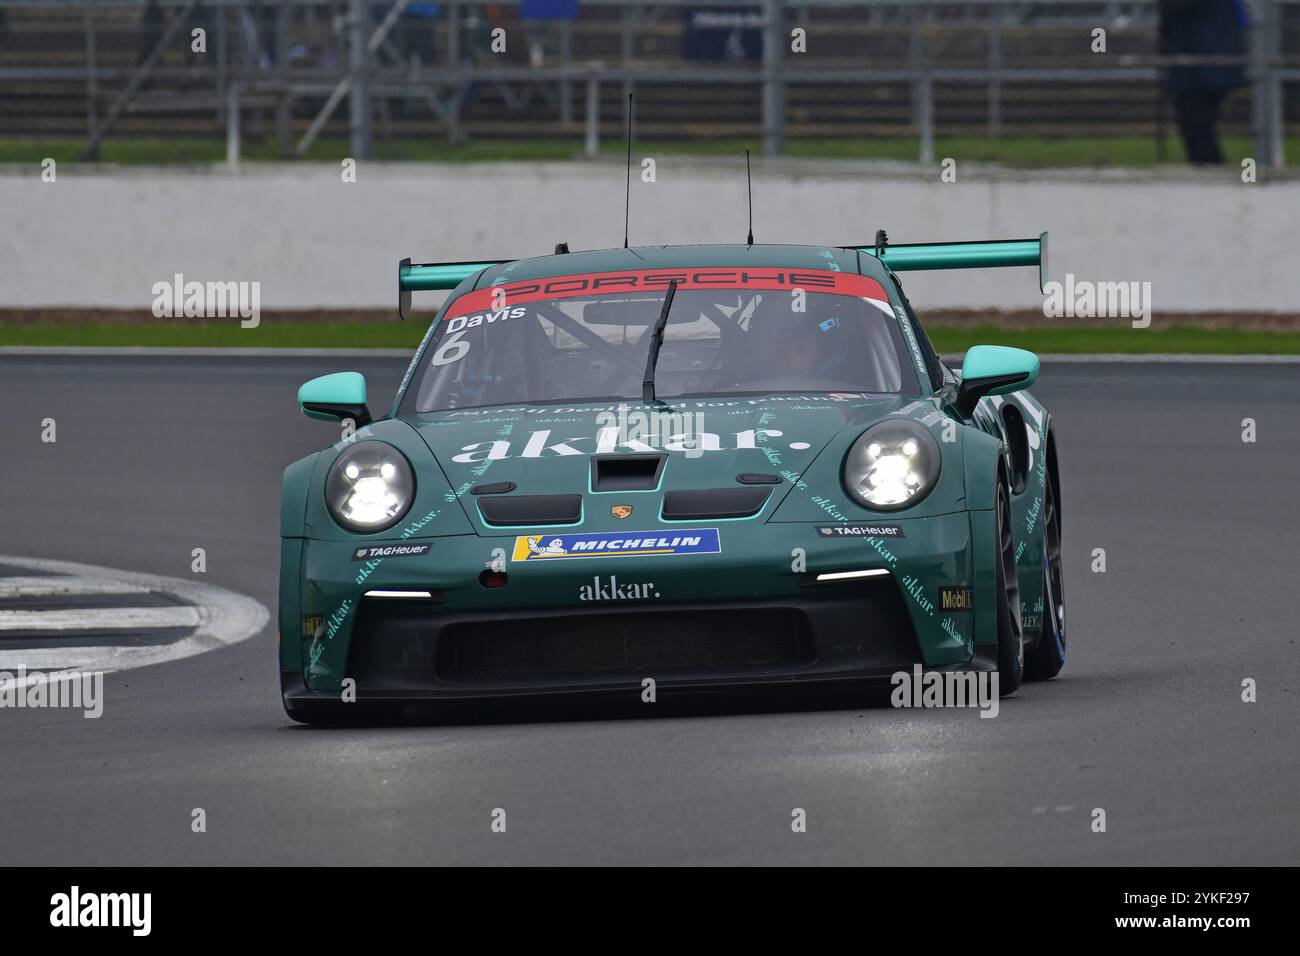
[
  {"left": 325, "top": 443, "right": 415, "bottom": 532},
  {"left": 843, "top": 421, "right": 941, "bottom": 511}
]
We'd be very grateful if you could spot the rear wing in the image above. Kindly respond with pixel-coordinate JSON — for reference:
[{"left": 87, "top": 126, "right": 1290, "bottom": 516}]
[
  {"left": 397, "top": 257, "right": 508, "bottom": 320},
  {"left": 395, "top": 234, "right": 1046, "bottom": 318},
  {"left": 852, "top": 232, "right": 1048, "bottom": 292}
]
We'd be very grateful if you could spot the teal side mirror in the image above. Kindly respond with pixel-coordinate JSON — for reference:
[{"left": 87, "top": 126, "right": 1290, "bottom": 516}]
[
  {"left": 956, "top": 345, "right": 1039, "bottom": 417},
  {"left": 298, "top": 371, "right": 372, "bottom": 426}
]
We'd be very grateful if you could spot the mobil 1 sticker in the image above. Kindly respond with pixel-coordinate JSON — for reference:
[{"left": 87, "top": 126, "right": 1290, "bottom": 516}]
[
  {"left": 816, "top": 523, "right": 905, "bottom": 538},
  {"left": 351, "top": 543, "right": 432, "bottom": 561}
]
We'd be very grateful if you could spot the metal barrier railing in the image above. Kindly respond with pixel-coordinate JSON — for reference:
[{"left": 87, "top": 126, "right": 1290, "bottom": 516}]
[{"left": 0, "top": 0, "right": 1293, "bottom": 166}]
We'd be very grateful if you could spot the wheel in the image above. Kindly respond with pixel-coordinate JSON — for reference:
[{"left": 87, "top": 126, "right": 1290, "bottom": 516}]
[
  {"left": 1026, "top": 471, "right": 1066, "bottom": 680},
  {"left": 995, "top": 481, "right": 1024, "bottom": 696}
]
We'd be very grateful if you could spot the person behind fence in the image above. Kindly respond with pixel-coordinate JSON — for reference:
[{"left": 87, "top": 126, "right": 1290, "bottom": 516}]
[
  {"left": 1158, "top": 0, "right": 1249, "bottom": 164},
  {"left": 137, "top": 0, "right": 165, "bottom": 67}
]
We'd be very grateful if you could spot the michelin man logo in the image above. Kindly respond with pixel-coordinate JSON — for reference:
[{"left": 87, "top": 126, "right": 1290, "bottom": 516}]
[{"left": 527, "top": 536, "right": 569, "bottom": 557}]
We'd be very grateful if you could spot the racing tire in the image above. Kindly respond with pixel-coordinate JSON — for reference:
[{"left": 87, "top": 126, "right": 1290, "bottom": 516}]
[
  {"left": 1025, "top": 470, "right": 1066, "bottom": 681},
  {"left": 995, "top": 482, "right": 1024, "bottom": 696}
]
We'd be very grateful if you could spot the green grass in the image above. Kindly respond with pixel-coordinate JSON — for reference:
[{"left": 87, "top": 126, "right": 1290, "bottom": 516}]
[
  {"left": 926, "top": 325, "right": 1300, "bottom": 355},
  {"left": 789, "top": 135, "right": 1266, "bottom": 166},
  {"left": 0, "top": 136, "right": 587, "bottom": 165},
  {"left": 4, "top": 322, "right": 1299, "bottom": 354},
  {"left": 0, "top": 322, "right": 429, "bottom": 349},
  {"left": 1, "top": 134, "right": 1287, "bottom": 167}
]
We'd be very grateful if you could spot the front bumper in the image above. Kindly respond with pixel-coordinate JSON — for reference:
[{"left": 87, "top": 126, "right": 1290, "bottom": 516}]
[{"left": 280, "top": 512, "right": 991, "bottom": 701}]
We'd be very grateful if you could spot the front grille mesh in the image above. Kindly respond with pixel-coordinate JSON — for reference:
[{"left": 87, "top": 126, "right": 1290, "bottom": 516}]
[{"left": 436, "top": 608, "right": 813, "bottom": 682}]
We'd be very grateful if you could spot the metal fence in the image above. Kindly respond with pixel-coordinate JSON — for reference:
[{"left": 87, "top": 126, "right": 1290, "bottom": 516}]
[{"left": 0, "top": 0, "right": 1294, "bottom": 165}]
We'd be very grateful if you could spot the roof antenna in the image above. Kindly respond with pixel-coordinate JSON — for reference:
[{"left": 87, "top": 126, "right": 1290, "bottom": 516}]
[
  {"left": 623, "top": 93, "right": 633, "bottom": 249},
  {"left": 745, "top": 149, "right": 754, "bottom": 246}
]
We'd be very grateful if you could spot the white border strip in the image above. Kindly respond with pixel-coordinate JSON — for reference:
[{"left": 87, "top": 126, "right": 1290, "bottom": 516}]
[
  {"left": 0, "top": 576, "right": 149, "bottom": 598},
  {"left": 0, "top": 606, "right": 201, "bottom": 632},
  {"left": 0, "top": 555, "right": 269, "bottom": 688},
  {"left": 815, "top": 569, "right": 891, "bottom": 582}
]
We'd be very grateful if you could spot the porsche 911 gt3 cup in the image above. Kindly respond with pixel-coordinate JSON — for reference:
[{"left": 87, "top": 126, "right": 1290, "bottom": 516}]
[{"left": 279, "top": 236, "right": 1065, "bottom": 722}]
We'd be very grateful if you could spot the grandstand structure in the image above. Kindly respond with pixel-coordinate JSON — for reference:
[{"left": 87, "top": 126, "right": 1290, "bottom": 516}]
[{"left": 0, "top": 0, "right": 1293, "bottom": 164}]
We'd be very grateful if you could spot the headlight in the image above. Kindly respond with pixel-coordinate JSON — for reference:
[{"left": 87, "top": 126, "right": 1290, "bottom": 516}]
[
  {"left": 843, "top": 420, "right": 941, "bottom": 511},
  {"left": 324, "top": 443, "right": 415, "bottom": 532}
]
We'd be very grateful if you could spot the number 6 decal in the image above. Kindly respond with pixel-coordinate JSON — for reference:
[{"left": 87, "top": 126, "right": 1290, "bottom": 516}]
[{"left": 432, "top": 329, "right": 470, "bottom": 366}]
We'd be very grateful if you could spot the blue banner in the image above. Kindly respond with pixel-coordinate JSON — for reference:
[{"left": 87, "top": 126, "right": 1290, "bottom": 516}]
[{"left": 513, "top": 528, "right": 721, "bottom": 561}]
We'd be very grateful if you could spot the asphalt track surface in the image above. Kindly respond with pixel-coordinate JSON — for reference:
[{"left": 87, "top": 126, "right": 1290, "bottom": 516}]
[{"left": 1, "top": 355, "right": 1296, "bottom": 866}]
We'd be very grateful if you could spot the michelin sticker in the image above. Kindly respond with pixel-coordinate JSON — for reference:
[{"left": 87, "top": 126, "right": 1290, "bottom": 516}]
[{"left": 513, "top": 528, "right": 721, "bottom": 561}]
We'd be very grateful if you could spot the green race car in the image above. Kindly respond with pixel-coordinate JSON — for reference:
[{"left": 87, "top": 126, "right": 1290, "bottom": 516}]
[{"left": 279, "top": 235, "right": 1065, "bottom": 722}]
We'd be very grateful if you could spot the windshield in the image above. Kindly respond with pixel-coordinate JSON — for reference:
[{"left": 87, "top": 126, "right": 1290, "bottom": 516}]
[{"left": 409, "top": 269, "right": 918, "bottom": 412}]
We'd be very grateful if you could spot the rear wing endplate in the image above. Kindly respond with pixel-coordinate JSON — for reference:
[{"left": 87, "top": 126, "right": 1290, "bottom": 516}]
[
  {"left": 853, "top": 232, "right": 1048, "bottom": 292},
  {"left": 397, "top": 258, "right": 509, "bottom": 320}
]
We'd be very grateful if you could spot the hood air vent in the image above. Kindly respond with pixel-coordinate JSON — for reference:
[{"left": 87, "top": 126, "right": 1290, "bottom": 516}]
[
  {"left": 590, "top": 454, "right": 666, "bottom": 492},
  {"left": 662, "top": 487, "right": 770, "bottom": 521},
  {"left": 479, "top": 494, "right": 582, "bottom": 527}
]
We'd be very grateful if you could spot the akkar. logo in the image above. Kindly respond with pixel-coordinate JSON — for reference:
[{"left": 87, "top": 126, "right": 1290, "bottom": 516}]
[{"left": 577, "top": 575, "right": 660, "bottom": 601}]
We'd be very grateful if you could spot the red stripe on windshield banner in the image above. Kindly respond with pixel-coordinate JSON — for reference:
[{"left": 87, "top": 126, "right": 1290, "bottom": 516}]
[{"left": 444, "top": 269, "right": 890, "bottom": 319}]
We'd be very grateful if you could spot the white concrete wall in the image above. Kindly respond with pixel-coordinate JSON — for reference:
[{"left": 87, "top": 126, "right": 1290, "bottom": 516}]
[{"left": 1, "top": 160, "right": 1291, "bottom": 312}]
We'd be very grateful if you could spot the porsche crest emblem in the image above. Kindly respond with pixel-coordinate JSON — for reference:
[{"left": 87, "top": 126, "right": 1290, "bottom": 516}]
[{"left": 611, "top": 505, "right": 633, "bottom": 519}]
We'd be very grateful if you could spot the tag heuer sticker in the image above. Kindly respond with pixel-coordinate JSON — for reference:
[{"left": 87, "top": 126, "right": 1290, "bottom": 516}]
[
  {"left": 351, "top": 543, "right": 432, "bottom": 561},
  {"left": 816, "top": 523, "right": 905, "bottom": 538},
  {"left": 939, "top": 587, "right": 974, "bottom": 611}
]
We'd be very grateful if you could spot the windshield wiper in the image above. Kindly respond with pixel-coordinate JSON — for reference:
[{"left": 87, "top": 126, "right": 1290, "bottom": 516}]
[{"left": 641, "top": 279, "right": 679, "bottom": 403}]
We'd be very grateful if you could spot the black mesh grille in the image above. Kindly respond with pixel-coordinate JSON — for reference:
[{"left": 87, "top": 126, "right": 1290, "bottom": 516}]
[
  {"left": 345, "top": 581, "right": 920, "bottom": 693},
  {"left": 436, "top": 608, "right": 813, "bottom": 682}
]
